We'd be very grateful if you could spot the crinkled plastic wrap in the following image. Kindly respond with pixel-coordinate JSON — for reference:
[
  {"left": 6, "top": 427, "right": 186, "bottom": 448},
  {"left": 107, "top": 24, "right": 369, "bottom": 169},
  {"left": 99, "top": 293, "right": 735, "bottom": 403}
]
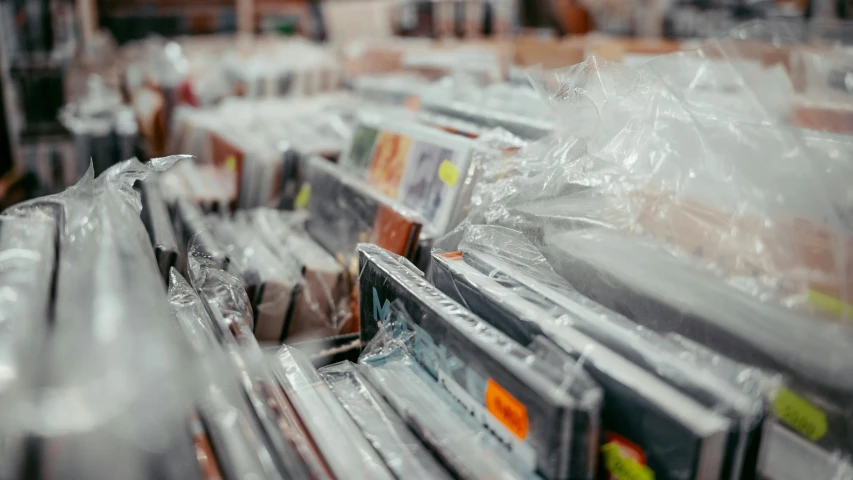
[
  {"left": 167, "top": 268, "right": 220, "bottom": 351},
  {"left": 431, "top": 225, "right": 771, "bottom": 480},
  {"left": 173, "top": 196, "right": 231, "bottom": 275},
  {"left": 418, "top": 76, "right": 556, "bottom": 140},
  {"left": 178, "top": 206, "right": 348, "bottom": 343},
  {"left": 168, "top": 268, "right": 319, "bottom": 480},
  {"left": 271, "top": 345, "right": 396, "bottom": 480},
  {"left": 208, "top": 215, "right": 304, "bottom": 343},
  {"left": 167, "top": 269, "right": 270, "bottom": 479},
  {"left": 248, "top": 208, "right": 349, "bottom": 340},
  {"left": 357, "top": 312, "right": 531, "bottom": 480},
  {"left": 440, "top": 32, "right": 853, "bottom": 479},
  {"left": 0, "top": 212, "right": 58, "bottom": 471},
  {"left": 357, "top": 243, "right": 602, "bottom": 480},
  {"left": 165, "top": 94, "right": 359, "bottom": 211},
  {"left": 0, "top": 156, "right": 204, "bottom": 480},
  {"left": 318, "top": 361, "right": 454, "bottom": 480},
  {"left": 139, "top": 177, "right": 179, "bottom": 283},
  {"left": 186, "top": 220, "right": 254, "bottom": 337},
  {"left": 181, "top": 246, "right": 332, "bottom": 480}
]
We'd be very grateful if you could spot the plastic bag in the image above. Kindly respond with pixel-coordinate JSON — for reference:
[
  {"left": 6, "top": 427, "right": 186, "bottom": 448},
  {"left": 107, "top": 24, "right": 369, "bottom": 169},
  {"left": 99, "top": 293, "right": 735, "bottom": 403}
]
[
  {"left": 139, "top": 177, "right": 179, "bottom": 282},
  {"left": 0, "top": 156, "right": 204, "bottom": 480},
  {"left": 357, "top": 243, "right": 602, "bottom": 479},
  {"left": 319, "top": 361, "right": 455, "bottom": 480},
  {"left": 182, "top": 245, "right": 330, "bottom": 480},
  {"left": 358, "top": 309, "right": 534, "bottom": 480},
  {"left": 436, "top": 28, "right": 853, "bottom": 478},
  {"left": 271, "top": 345, "right": 396, "bottom": 480},
  {"left": 431, "top": 224, "right": 770, "bottom": 479}
]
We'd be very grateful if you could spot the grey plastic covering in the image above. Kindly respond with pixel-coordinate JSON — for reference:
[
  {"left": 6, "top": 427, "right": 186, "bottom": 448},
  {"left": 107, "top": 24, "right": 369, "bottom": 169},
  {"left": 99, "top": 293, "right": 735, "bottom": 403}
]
[
  {"left": 0, "top": 156, "right": 205, "bottom": 480},
  {"left": 451, "top": 224, "right": 773, "bottom": 412},
  {"left": 0, "top": 213, "right": 57, "bottom": 472},
  {"left": 271, "top": 345, "right": 396, "bottom": 480},
  {"left": 168, "top": 269, "right": 283, "bottom": 480},
  {"left": 0, "top": 215, "right": 55, "bottom": 396},
  {"left": 319, "top": 361, "right": 454, "bottom": 480}
]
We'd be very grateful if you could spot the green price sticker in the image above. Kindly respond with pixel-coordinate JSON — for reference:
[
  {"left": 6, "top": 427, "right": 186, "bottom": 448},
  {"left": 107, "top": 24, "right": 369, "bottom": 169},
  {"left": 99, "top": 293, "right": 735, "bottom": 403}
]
[
  {"left": 294, "top": 183, "right": 312, "bottom": 210},
  {"left": 438, "top": 159, "right": 460, "bottom": 187},
  {"left": 773, "top": 387, "right": 827, "bottom": 442},
  {"left": 601, "top": 443, "right": 654, "bottom": 480},
  {"left": 225, "top": 155, "right": 237, "bottom": 172}
]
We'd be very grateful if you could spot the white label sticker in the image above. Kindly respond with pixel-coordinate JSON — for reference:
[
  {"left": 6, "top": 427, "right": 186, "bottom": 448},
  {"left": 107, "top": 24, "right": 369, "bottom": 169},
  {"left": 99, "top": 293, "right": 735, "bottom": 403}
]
[{"left": 437, "top": 370, "right": 538, "bottom": 473}]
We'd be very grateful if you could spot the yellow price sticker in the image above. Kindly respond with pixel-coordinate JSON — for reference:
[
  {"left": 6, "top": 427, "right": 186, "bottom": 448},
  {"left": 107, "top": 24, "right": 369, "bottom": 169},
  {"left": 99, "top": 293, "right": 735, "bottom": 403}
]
[
  {"left": 225, "top": 155, "right": 237, "bottom": 172},
  {"left": 294, "top": 184, "right": 311, "bottom": 210},
  {"left": 807, "top": 289, "right": 853, "bottom": 320},
  {"left": 601, "top": 443, "right": 654, "bottom": 480},
  {"left": 773, "top": 387, "right": 828, "bottom": 442},
  {"left": 438, "top": 159, "right": 460, "bottom": 187}
]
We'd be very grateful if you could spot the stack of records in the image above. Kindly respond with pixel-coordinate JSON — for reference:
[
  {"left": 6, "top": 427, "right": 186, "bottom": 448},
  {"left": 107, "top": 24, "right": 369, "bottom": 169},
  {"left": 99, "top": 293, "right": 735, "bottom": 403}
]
[
  {"left": 138, "top": 177, "right": 179, "bottom": 283},
  {"left": 538, "top": 228, "right": 853, "bottom": 479},
  {"left": 318, "top": 361, "right": 454, "bottom": 479},
  {"left": 165, "top": 94, "right": 358, "bottom": 211},
  {"left": 338, "top": 117, "right": 495, "bottom": 236},
  {"left": 430, "top": 225, "right": 769, "bottom": 480},
  {"left": 167, "top": 203, "right": 350, "bottom": 343},
  {"left": 357, "top": 243, "right": 603, "bottom": 480}
]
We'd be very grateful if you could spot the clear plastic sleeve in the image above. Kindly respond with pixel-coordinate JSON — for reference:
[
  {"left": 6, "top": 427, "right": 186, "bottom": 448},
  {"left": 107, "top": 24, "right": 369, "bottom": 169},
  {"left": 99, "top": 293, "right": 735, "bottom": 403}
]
[
  {"left": 165, "top": 93, "right": 359, "bottom": 211},
  {"left": 301, "top": 154, "right": 426, "bottom": 333},
  {"left": 207, "top": 215, "right": 304, "bottom": 344},
  {"left": 168, "top": 267, "right": 307, "bottom": 480},
  {"left": 139, "top": 176, "right": 179, "bottom": 283},
  {"left": 271, "top": 345, "right": 396, "bottom": 480},
  {"left": 0, "top": 156, "right": 204, "bottom": 480},
  {"left": 357, "top": 312, "right": 533, "bottom": 480},
  {"left": 417, "top": 76, "right": 556, "bottom": 140},
  {"left": 186, "top": 219, "right": 254, "bottom": 337},
  {"left": 167, "top": 268, "right": 221, "bottom": 352},
  {"left": 431, "top": 224, "right": 770, "bottom": 479},
  {"left": 182, "top": 243, "right": 331, "bottom": 480},
  {"left": 0, "top": 213, "right": 57, "bottom": 471},
  {"left": 435, "top": 29, "right": 853, "bottom": 478},
  {"left": 318, "top": 361, "right": 455, "bottom": 480},
  {"left": 357, "top": 243, "right": 602, "bottom": 479},
  {"left": 337, "top": 115, "right": 497, "bottom": 235},
  {"left": 0, "top": 214, "right": 56, "bottom": 396},
  {"left": 248, "top": 208, "right": 350, "bottom": 340}
]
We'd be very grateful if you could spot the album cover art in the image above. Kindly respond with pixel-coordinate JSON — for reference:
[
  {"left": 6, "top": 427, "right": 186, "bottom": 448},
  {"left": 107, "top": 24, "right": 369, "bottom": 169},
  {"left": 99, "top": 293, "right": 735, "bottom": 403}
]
[
  {"left": 367, "top": 131, "right": 412, "bottom": 198},
  {"left": 398, "top": 141, "right": 454, "bottom": 224},
  {"left": 347, "top": 125, "right": 380, "bottom": 171}
]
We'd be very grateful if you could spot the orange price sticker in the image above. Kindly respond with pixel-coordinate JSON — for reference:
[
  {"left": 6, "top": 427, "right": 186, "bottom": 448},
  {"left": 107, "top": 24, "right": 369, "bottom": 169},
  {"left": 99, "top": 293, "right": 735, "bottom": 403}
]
[{"left": 485, "top": 379, "right": 529, "bottom": 440}]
